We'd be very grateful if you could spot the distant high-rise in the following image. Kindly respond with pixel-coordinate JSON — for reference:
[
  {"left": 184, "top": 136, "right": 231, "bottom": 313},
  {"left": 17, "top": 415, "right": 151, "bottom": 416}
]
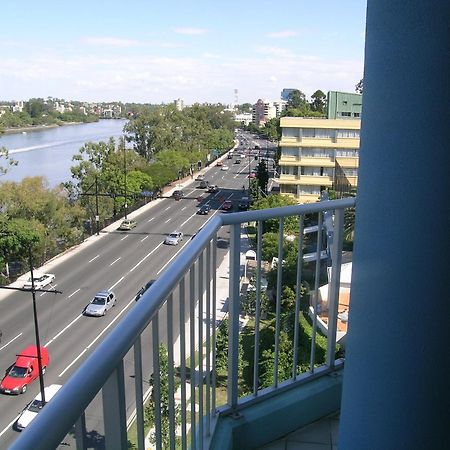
[
  {"left": 281, "top": 88, "right": 297, "bottom": 101},
  {"left": 174, "top": 98, "right": 184, "bottom": 111}
]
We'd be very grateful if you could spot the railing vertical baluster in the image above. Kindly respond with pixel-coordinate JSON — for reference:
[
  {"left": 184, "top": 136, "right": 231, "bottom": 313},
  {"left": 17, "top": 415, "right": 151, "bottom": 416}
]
[
  {"left": 102, "top": 361, "right": 127, "bottom": 450},
  {"left": 74, "top": 412, "right": 87, "bottom": 450},
  {"left": 228, "top": 223, "right": 241, "bottom": 409},
  {"left": 189, "top": 265, "right": 197, "bottom": 449},
  {"left": 212, "top": 234, "right": 218, "bottom": 415},
  {"left": 326, "top": 208, "right": 345, "bottom": 367},
  {"left": 205, "top": 240, "right": 212, "bottom": 435},
  {"left": 292, "top": 215, "right": 305, "bottom": 379},
  {"left": 198, "top": 252, "right": 204, "bottom": 449},
  {"left": 274, "top": 217, "right": 284, "bottom": 387},
  {"left": 167, "top": 294, "right": 176, "bottom": 449},
  {"left": 310, "top": 212, "right": 323, "bottom": 372},
  {"left": 152, "top": 315, "right": 162, "bottom": 450},
  {"left": 253, "top": 220, "right": 263, "bottom": 395},
  {"left": 179, "top": 278, "right": 187, "bottom": 450},
  {"left": 133, "top": 336, "right": 145, "bottom": 450}
]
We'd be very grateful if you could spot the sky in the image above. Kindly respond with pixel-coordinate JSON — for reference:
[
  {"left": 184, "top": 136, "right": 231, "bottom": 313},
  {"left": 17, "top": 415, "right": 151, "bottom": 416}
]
[{"left": 0, "top": 0, "right": 367, "bottom": 105}]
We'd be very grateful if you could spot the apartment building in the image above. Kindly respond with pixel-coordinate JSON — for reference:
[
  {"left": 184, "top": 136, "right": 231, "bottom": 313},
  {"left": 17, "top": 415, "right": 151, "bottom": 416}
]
[
  {"left": 279, "top": 117, "right": 360, "bottom": 203},
  {"left": 252, "top": 99, "right": 287, "bottom": 127}
]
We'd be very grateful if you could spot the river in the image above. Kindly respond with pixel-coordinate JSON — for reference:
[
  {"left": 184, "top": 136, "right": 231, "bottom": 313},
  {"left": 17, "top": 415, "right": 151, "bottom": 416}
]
[{"left": 0, "top": 119, "right": 128, "bottom": 187}]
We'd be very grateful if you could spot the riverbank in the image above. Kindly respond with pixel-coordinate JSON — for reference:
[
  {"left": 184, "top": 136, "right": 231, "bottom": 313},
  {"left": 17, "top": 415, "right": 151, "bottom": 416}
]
[{"left": 1, "top": 122, "right": 88, "bottom": 136}]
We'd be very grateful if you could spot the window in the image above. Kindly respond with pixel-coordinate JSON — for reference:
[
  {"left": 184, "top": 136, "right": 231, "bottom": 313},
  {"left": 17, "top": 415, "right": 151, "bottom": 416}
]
[
  {"left": 281, "top": 165, "right": 298, "bottom": 176},
  {"left": 353, "top": 112, "right": 361, "bottom": 118},
  {"left": 337, "top": 129, "right": 360, "bottom": 138},
  {"left": 301, "top": 147, "right": 333, "bottom": 158},
  {"left": 343, "top": 168, "right": 358, "bottom": 177},
  {"left": 301, "top": 128, "right": 333, "bottom": 139},
  {"left": 282, "top": 147, "right": 298, "bottom": 157},
  {"left": 282, "top": 128, "right": 298, "bottom": 138},
  {"left": 281, "top": 184, "right": 297, "bottom": 194},
  {"left": 340, "top": 112, "right": 352, "bottom": 117},
  {"left": 336, "top": 149, "right": 359, "bottom": 158},
  {"left": 299, "top": 186, "right": 320, "bottom": 195}
]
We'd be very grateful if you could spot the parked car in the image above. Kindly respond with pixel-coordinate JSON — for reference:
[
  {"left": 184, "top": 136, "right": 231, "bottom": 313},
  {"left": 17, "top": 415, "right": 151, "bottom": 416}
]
[
  {"left": 173, "top": 190, "right": 184, "bottom": 200},
  {"left": 197, "top": 204, "right": 211, "bottom": 215},
  {"left": 134, "top": 280, "right": 156, "bottom": 301},
  {"left": 118, "top": 219, "right": 137, "bottom": 231},
  {"left": 15, "top": 384, "right": 62, "bottom": 430},
  {"left": 195, "top": 174, "right": 205, "bottom": 181},
  {"left": 234, "top": 159, "right": 241, "bottom": 164},
  {"left": 221, "top": 200, "right": 233, "bottom": 211},
  {"left": 84, "top": 291, "right": 116, "bottom": 317},
  {"left": 198, "top": 180, "right": 209, "bottom": 189},
  {"left": 164, "top": 231, "right": 183, "bottom": 245},
  {"left": 238, "top": 197, "right": 250, "bottom": 210},
  {"left": 227, "top": 153, "right": 233, "bottom": 159},
  {"left": 221, "top": 165, "right": 229, "bottom": 171},
  {"left": 0, "top": 346, "right": 50, "bottom": 394},
  {"left": 23, "top": 273, "right": 55, "bottom": 290},
  {"left": 207, "top": 184, "right": 219, "bottom": 193},
  {"left": 216, "top": 161, "right": 223, "bottom": 167}
]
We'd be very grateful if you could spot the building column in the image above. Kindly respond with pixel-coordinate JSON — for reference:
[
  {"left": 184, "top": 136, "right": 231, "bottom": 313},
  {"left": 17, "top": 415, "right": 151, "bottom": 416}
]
[{"left": 339, "top": 1, "right": 450, "bottom": 449}]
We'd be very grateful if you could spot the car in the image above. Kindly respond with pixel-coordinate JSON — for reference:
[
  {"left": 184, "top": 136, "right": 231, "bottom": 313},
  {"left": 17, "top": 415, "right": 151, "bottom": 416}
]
[
  {"left": 195, "top": 174, "right": 205, "bottom": 181},
  {"left": 16, "top": 384, "right": 63, "bottom": 430},
  {"left": 234, "top": 159, "right": 241, "bottom": 164},
  {"left": 118, "top": 219, "right": 137, "bottom": 231},
  {"left": 221, "top": 165, "right": 229, "bottom": 171},
  {"left": 172, "top": 190, "right": 184, "bottom": 200},
  {"left": 207, "top": 184, "right": 219, "bottom": 193},
  {"left": 216, "top": 161, "right": 223, "bottom": 167},
  {"left": 84, "top": 291, "right": 116, "bottom": 316},
  {"left": 227, "top": 153, "right": 233, "bottom": 159},
  {"left": 198, "top": 180, "right": 209, "bottom": 189},
  {"left": 197, "top": 204, "right": 211, "bottom": 215},
  {"left": 240, "top": 154, "right": 246, "bottom": 159},
  {"left": 0, "top": 346, "right": 50, "bottom": 395},
  {"left": 238, "top": 197, "right": 250, "bottom": 210},
  {"left": 221, "top": 200, "right": 233, "bottom": 211},
  {"left": 134, "top": 279, "right": 156, "bottom": 301},
  {"left": 23, "top": 273, "right": 55, "bottom": 290},
  {"left": 164, "top": 231, "right": 183, "bottom": 245}
]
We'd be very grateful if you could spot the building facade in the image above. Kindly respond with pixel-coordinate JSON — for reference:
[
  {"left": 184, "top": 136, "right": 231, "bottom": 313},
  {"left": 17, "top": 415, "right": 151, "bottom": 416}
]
[
  {"left": 252, "top": 99, "right": 287, "bottom": 127},
  {"left": 327, "top": 91, "right": 362, "bottom": 119},
  {"left": 279, "top": 117, "right": 360, "bottom": 203}
]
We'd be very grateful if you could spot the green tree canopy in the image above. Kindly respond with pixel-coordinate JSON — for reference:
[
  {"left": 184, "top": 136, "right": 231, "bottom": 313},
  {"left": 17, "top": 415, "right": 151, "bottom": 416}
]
[{"left": 310, "top": 90, "right": 327, "bottom": 114}]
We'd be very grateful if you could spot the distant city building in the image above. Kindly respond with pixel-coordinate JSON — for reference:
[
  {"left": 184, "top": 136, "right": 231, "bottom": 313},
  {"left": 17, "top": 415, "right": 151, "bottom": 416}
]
[
  {"left": 12, "top": 101, "right": 24, "bottom": 113},
  {"left": 174, "top": 99, "right": 184, "bottom": 111},
  {"left": 252, "top": 99, "right": 286, "bottom": 127},
  {"left": 235, "top": 112, "right": 252, "bottom": 126},
  {"left": 281, "top": 88, "right": 297, "bottom": 101},
  {"left": 279, "top": 117, "right": 360, "bottom": 203},
  {"left": 327, "top": 91, "right": 362, "bottom": 119}
]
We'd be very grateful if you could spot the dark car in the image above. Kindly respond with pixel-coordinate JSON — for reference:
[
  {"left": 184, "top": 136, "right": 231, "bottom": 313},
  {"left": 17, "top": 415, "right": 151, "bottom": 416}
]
[
  {"left": 238, "top": 197, "right": 250, "bottom": 210},
  {"left": 198, "top": 180, "right": 209, "bottom": 189},
  {"left": 221, "top": 200, "right": 233, "bottom": 211},
  {"left": 134, "top": 280, "right": 156, "bottom": 301},
  {"left": 173, "top": 190, "right": 184, "bottom": 200},
  {"left": 234, "top": 159, "right": 241, "bottom": 164},
  {"left": 197, "top": 204, "right": 211, "bottom": 215}
]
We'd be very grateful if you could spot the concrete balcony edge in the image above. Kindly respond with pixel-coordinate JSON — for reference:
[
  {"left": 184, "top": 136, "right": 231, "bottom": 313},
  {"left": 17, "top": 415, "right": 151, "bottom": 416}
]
[{"left": 207, "top": 368, "right": 343, "bottom": 450}]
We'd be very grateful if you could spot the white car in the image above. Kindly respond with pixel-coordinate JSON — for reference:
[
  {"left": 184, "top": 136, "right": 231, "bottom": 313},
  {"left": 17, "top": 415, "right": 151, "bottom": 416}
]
[
  {"left": 164, "top": 231, "right": 183, "bottom": 245},
  {"left": 23, "top": 273, "right": 55, "bottom": 290},
  {"left": 221, "top": 165, "right": 229, "bottom": 171},
  {"left": 16, "top": 384, "right": 62, "bottom": 431},
  {"left": 84, "top": 291, "right": 116, "bottom": 316},
  {"left": 195, "top": 174, "right": 205, "bottom": 181}
]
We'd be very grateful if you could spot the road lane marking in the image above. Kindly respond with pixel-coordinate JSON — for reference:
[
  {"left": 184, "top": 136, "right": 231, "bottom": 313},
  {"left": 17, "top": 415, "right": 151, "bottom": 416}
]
[
  {"left": 129, "top": 242, "right": 164, "bottom": 272},
  {"left": 181, "top": 206, "right": 187, "bottom": 211},
  {"left": 110, "top": 257, "right": 121, "bottom": 266},
  {"left": 88, "top": 254, "right": 100, "bottom": 263},
  {"left": 140, "top": 236, "right": 149, "bottom": 242},
  {"left": 59, "top": 297, "right": 136, "bottom": 378},
  {"left": 148, "top": 217, "right": 154, "bottom": 223},
  {"left": 164, "top": 206, "right": 171, "bottom": 211},
  {"left": 186, "top": 189, "right": 196, "bottom": 196},
  {"left": 0, "top": 332, "right": 22, "bottom": 351},
  {"left": 164, "top": 218, "right": 171, "bottom": 223},
  {"left": 179, "top": 211, "right": 197, "bottom": 228},
  {"left": 109, "top": 276, "right": 124, "bottom": 291},
  {"left": 44, "top": 314, "right": 83, "bottom": 347},
  {"left": 40, "top": 283, "right": 58, "bottom": 297},
  {"left": 120, "top": 235, "right": 129, "bottom": 241},
  {"left": 67, "top": 288, "right": 80, "bottom": 299},
  {"left": 0, "top": 414, "right": 21, "bottom": 438}
]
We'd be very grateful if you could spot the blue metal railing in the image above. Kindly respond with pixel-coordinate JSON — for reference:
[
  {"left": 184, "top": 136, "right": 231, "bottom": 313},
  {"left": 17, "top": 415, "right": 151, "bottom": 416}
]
[{"left": 10, "top": 197, "right": 355, "bottom": 450}]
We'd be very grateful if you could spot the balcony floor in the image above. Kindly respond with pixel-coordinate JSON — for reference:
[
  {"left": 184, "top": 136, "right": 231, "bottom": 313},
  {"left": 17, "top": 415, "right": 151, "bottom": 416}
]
[{"left": 257, "top": 411, "right": 339, "bottom": 450}]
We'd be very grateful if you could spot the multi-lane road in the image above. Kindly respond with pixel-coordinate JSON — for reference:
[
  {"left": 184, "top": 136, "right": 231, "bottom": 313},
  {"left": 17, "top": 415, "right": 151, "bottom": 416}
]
[{"left": 0, "top": 132, "right": 275, "bottom": 448}]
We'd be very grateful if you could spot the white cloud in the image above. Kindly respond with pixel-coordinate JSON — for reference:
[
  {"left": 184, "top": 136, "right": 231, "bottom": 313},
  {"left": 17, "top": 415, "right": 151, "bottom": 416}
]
[
  {"left": 266, "top": 30, "right": 299, "bottom": 38},
  {"left": 173, "top": 27, "right": 209, "bottom": 35},
  {"left": 81, "top": 37, "right": 142, "bottom": 48}
]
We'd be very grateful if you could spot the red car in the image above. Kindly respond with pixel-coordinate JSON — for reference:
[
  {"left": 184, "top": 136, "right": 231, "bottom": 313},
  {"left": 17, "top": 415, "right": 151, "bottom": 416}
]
[
  {"left": 221, "top": 200, "right": 233, "bottom": 211},
  {"left": 1, "top": 346, "right": 49, "bottom": 394}
]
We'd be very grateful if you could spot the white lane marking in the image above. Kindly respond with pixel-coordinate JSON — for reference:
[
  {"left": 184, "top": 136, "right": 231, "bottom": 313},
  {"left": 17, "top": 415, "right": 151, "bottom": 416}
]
[
  {"left": 44, "top": 314, "right": 83, "bottom": 347},
  {"left": 59, "top": 297, "right": 136, "bottom": 377},
  {"left": 181, "top": 206, "right": 187, "bottom": 211},
  {"left": 109, "top": 276, "right": 124, "bottom": 291},
  {"left": 186, "top": 189, "right": 196, "bottom": 196},
  {"left": 148, "top": 217, "right": 154, "bottom": 223},
  {"left": 40, "top": 283, "right": 58, "bottom": 297},
  {"left": 0, "top": 413, "right": 21, "bottom": 438},
  {"left": 157, "top": 239, "right": 192, "bottom": 275},
  {"left": 88, "top": 254, "right": 100, "bottom": 263},
  {"left": 129, "top": 242, "right": 164, "bottom": 272},
  {"left": 0, "top": 332, "right": 22, "bottom": 351},
  {"left": 120, "top": 235, "right": 129, "bottom": 241},
  {"left": 140, "top": 236, "right": 149, "bottom": 242},
  {"left": 164, "top": 218, "right": 171, "bottom": 223},
  {"left": 164, "top": 206, "right": 171, "bottom": 211},
  {"left": 67, "top": 288, "right": 80, "bottom": 299},
  {"left": 110, "top": 257, "right": 121, "bottom": 266},
  {"left": 178, "top": 211, "right": 197, "bottom": 228}
]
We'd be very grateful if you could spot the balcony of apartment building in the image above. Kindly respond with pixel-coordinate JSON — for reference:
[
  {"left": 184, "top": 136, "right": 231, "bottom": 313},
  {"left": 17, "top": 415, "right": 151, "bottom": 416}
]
[{"left": 11, "top": 3, "right": 449, "bottom": 449}]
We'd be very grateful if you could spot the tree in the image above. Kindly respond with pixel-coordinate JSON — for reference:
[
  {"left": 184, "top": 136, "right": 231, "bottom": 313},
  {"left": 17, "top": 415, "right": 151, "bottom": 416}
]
[
  {"left": 241, "top": 290, "right": 269, "bottom": 317},
  {"left": 355, "top": 79, "right": 364, "bottom": 94},
  {"left": 0, "top": 147, "right": 18, "bottom": 176},
  {"left": 287, "top": 90, "right": 308, "bottom": 110},
  {"left": 261, "top": 118, "right": 280, "bottom": 141},
  {"left": 310, "top": 90, "right": 327, "bottom": 114},
  {"left": 256, "top": 160, "right": 269, "bottom": 194}
]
